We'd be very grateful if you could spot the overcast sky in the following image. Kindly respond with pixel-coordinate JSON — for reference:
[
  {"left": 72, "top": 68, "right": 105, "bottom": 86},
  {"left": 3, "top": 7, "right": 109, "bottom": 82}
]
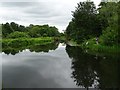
[{"left": 0, "top": 0, "right": 101, "bottom": 32}]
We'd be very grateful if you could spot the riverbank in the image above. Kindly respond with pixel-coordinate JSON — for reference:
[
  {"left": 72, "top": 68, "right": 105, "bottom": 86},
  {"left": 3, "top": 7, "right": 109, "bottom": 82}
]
[
  {"left": 66, "top": 40, "right": 120, "bottom": 55},
  {"left": 1, "top": 37, "right": 55, "bottom": 48},
  {"left": 66, "top": 40, "right": 80, "bottom": 46},
  {"left": 83, "top": 44, "right": 119, "bottom": 56}
]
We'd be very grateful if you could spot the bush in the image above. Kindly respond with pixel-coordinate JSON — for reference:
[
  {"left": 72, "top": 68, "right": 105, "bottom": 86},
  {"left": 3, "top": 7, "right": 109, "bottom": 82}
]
[
  {"left": 2, "top": 37, "right": 54, "bottom": 48},
  {"left": 7, "top": 31, "right": 30, "bottom": 39}
]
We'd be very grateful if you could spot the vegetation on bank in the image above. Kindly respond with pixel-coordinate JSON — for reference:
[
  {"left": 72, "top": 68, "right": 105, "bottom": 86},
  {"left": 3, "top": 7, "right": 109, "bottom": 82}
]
[
  {"left": 1, "top": 1, "right": 119, "bottom": 54},
  {"left": 65, "top": 1, "right": 120, "bottom": 53},
  {"left": 2, "top": 40, "right": 59, "bottom": 55},
  {"left": 1, "top": 37, "right": 58, "bottom": 54},
  {"left": 2, "top": 22, "right": 61, "bottom": 38},
  {"left": 81, "top": 38, "right": 120, "bottom": 54},
  {"left": 1, "top": 22, "right": 65, "bottom": 50},
  {"left": 2, "top": 37, "right": 54, "bottom": 48}
]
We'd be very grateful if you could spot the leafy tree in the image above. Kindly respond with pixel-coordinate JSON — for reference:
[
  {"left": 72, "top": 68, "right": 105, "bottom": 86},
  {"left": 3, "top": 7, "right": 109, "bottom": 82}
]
[
  {"left": 66, "top": 21, "right": 76, "bottom": 40},
  {"left": 66, "top": 0, "right": 119, "bottom": 47},
  {"left": 10, "top": 22, "right": 20, "bottom": 32},
  {"left": 28, "top": 25, "right": 59, "bottom": 38},
  {"left": 98, "top": 2, "right": 119, "bottom": 46},
  {"left": 28, "top": 26, "right": 41, "bottom": 37},
  {"left": 2, "top": 22, "right": 60, "bottom": 38},
  {"left": 7, "top": 31, "right": 29, "bottom": 39},
  {"left": 2, "top": 23, "right": 13, "bottom": 37},
  {"left": 66, "top": 1, "right": 100, "bottom": 43},
  {"left": 48, "top": 26, "right": 60, "bottom": 37},
  {"left": 18, "top": 25, "right": 26, "bottom": 32}
]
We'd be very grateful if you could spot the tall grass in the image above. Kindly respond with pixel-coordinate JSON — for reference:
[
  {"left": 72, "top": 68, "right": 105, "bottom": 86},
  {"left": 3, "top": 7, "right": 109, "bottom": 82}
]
[
  {"left": 2, "top": 37, "right": 54, "bottom": 48},
  {"left": 81, "top": 38, "right": 120, "bottom": 54}
]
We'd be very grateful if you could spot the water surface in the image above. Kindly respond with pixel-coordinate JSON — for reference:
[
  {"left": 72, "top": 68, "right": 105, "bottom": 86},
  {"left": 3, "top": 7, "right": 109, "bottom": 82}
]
[{"left": 2, "top": 43, "right": 120, "bottom": 89}]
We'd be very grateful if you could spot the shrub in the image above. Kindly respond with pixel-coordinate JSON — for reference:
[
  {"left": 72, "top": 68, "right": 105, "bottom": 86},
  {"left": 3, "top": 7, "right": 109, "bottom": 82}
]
[{"left": 7, "top": 31, "right": 30, "bottom": 39}]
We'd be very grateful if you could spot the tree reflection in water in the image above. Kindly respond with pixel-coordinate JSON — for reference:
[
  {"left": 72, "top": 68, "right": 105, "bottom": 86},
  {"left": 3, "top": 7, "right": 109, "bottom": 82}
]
[
  {"left": 2, "top": 42, "right": 59, "bottom": 55},
  {"left": 66, "top": 45, "right": 120, "bottom": 89}
]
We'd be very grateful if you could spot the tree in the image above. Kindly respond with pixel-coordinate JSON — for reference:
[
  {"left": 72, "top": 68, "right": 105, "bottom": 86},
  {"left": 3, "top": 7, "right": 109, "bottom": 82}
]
[
  {"left": 66, "top": 21, "right": 76, "bottom": 40},
  {"left": 7, "top": 31, "right": 29, "bottom": 39},
  {"left": 18, "top": 25, "right": 26, "bottom": 32},
  {"left": 2, "top": 22, "right": 60, "bottom": 38},
  {"left": 28, "top": 26, "right": 41, "bottom": 37},
  {"left": 48, "top": 26, "right": 59, "bottom": 37},
  {"left": 28, "top": 24, "right": 60, "bottom": 38},
  {"left": 2, "top": 23, "right": 13, "bottom": 37},
  {"left": 98, "top": 2, "right": 119, "bottom": 46},
  {"left": 10, "top": 22, "right": 19, "bottom": 32},
  {"left": 66, "top": 1, "right": 100, "bottom": 43}
]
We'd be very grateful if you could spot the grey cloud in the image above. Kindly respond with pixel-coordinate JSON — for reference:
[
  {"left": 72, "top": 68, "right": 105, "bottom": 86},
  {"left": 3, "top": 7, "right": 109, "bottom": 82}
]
[
  {"left": 2, "top": 16, "right": 20, "bottom": 21},
  {"left": 23, "top": 2, "right": 62, "bottom": 17},
  {"left": 1, "top": 2, "right": 38, "bottom": 7},
  {"left": 0, "top": 1, "right": 79, "bottom": 31}
]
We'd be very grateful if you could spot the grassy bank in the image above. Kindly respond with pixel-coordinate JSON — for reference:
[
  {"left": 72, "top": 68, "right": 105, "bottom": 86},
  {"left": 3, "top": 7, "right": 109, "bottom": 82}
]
[
  {"left": 1, "top": 37, "right": 54, "bottom": 48},
  {"left": 66, "top": 38, "right": 120, "bottom": 54},
  {"left": 81, "top": 38, "right": 120, "bottom": 54}
]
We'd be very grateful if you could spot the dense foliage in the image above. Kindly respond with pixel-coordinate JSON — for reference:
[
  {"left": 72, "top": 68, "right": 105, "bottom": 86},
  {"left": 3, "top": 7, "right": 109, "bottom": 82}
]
[
  {"left": 7, "top": 31, "right": 29, "bottom": 39},
  {"left": 98, "top": 2, "right": 119, "bottom": 46},
  {"left": 2, "top": 37, "right": 54, "bottom": 48},
  {"left": 66, "top": 1, "right": 119, "bottom": 46},
  {"left": 66, "top": 1, "right": 102, "bottom": 43},
  {"left": 2, "top": 22, "right": 60, "bottom": 38}
]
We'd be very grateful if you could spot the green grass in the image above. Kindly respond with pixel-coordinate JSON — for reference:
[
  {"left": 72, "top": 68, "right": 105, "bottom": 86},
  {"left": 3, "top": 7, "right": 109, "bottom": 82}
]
[
  {"left": 2, "top": 37, "right": 54, "bottom": 48},
  {"left": 81, "top": 38, "right": 120, "bottom": 54}
]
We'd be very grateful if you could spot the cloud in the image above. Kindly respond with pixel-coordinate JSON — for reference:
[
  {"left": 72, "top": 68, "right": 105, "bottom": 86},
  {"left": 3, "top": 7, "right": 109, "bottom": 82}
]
[
  {"left": 0, "top": 0, "right": 101, "bottom": 32},
  {"left": 0, "top": 2, "right": 36, "bottom": 7}
]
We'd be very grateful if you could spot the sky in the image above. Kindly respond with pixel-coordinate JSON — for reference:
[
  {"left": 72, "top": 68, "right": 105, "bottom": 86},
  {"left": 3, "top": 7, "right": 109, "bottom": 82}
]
[{"left": 0, "top": 0, "right": 101, "bottom": 32}]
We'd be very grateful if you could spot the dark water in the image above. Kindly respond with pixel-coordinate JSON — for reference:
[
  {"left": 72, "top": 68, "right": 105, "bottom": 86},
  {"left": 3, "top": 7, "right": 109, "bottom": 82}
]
[{"left": 2, "top": 43, "right": 120, "bottom": 89}]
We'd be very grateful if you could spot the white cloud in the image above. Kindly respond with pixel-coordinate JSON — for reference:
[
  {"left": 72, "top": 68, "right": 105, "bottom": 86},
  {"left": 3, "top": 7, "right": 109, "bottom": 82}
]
[{"left": 0, "top": 0, "right": 101, "bottom": 32}]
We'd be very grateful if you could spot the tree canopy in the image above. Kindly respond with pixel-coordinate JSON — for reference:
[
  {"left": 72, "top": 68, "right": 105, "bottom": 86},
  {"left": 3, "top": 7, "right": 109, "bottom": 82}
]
[
  {"left": 98, "top": 2, "right": 119, "bottom": 46},
  {"left": 66, "top": 1, "right": 101, "bottom": 43},
  {"left": 2, "top": 22, "right": 60, "bottom": 38},
  {"left": 65, "top": 1, "right": 119, "bottom": 46}
]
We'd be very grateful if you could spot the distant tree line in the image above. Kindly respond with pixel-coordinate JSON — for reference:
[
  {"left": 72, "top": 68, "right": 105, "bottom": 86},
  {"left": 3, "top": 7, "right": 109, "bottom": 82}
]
[
  {"left": 65, "top": 1, "right": 120, "bottom": 46},
  {"left": 2, "top": 22, "right": 60, "bottom": 38}
]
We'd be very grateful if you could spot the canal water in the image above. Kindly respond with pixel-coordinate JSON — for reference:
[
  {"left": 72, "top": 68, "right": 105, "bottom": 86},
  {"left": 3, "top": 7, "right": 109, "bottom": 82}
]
[{"left": 2, "top": 43, "right": 120, "bottom": 89}]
